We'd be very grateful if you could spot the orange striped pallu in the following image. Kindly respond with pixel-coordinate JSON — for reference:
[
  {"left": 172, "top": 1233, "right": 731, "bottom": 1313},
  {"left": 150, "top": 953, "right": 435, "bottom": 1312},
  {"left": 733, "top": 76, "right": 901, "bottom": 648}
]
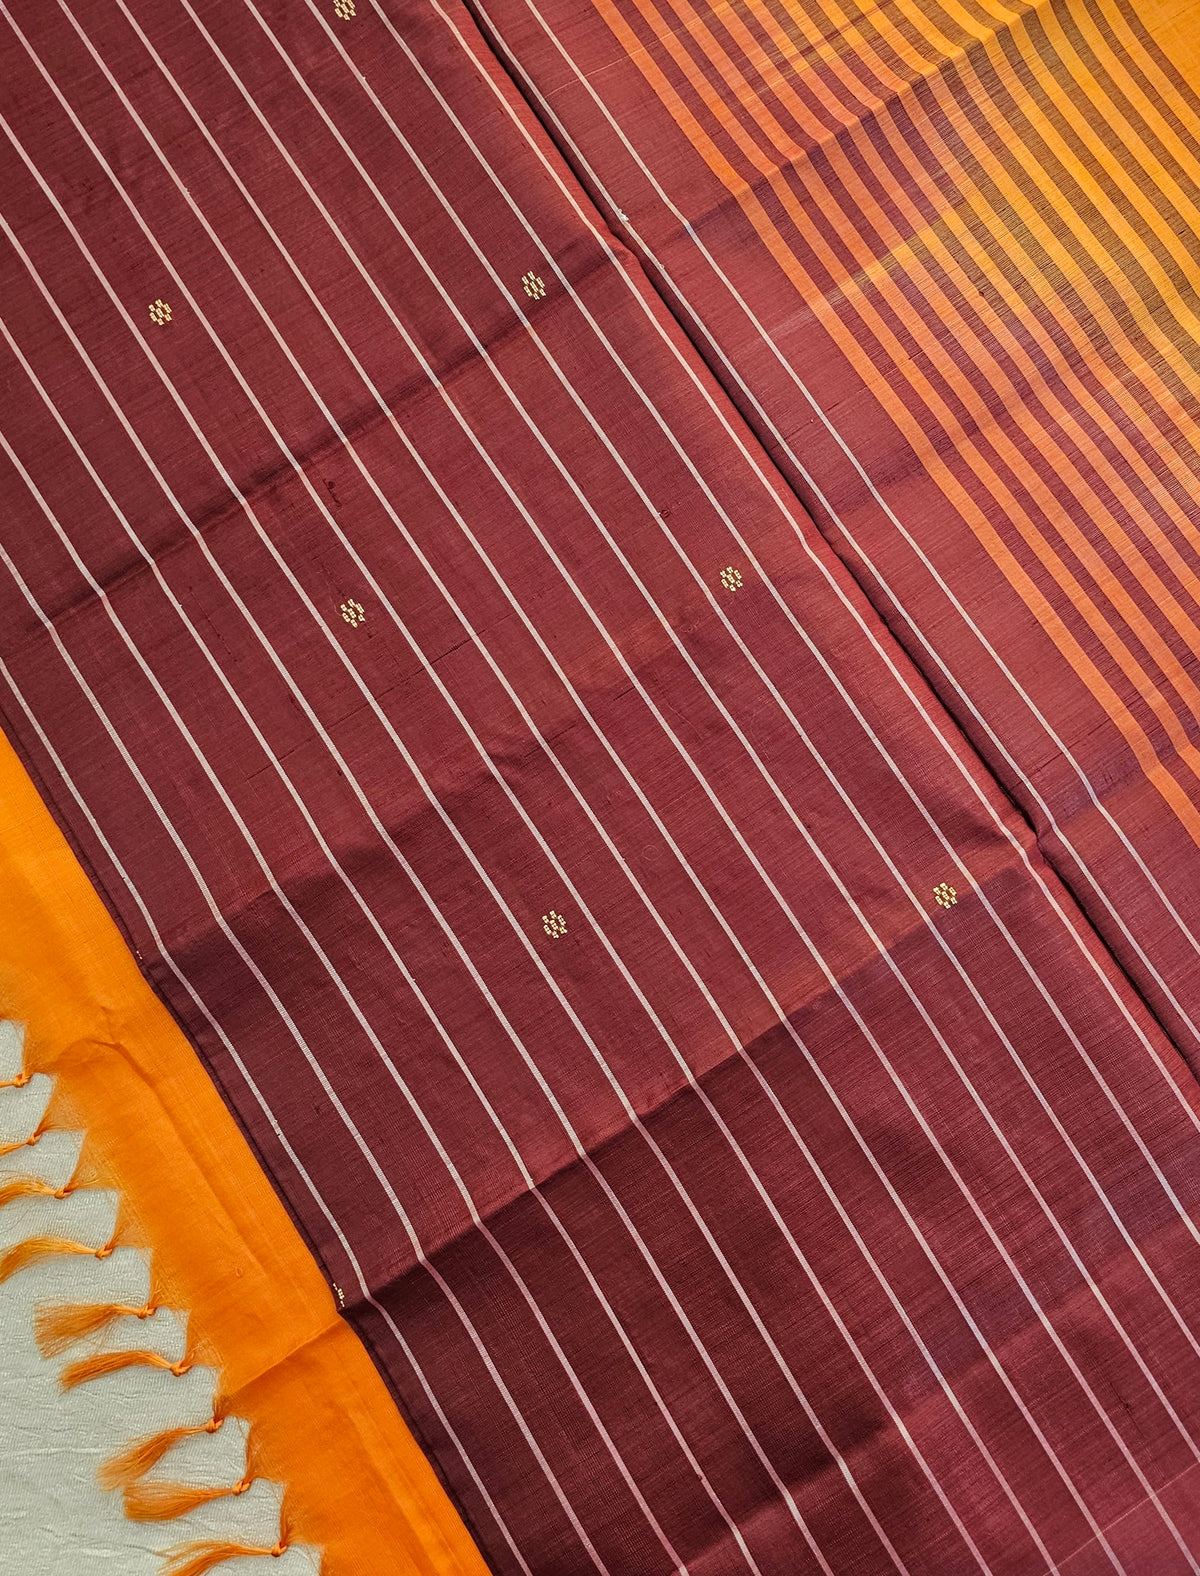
[
  {"left": 475, "top": 0, "right": 1200, "bottom": 1068},
  {"left": 7, "top": 2, "right": 1200, "bottom": 1576}
]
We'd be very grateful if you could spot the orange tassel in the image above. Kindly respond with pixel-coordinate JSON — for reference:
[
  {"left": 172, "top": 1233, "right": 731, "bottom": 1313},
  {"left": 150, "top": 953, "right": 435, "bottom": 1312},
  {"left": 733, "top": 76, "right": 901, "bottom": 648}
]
[
  {"left": 125, "top": 1474, "right": 253, "bottom": 1523},
  {"left": 0, "top": 1070, "right": 31, "bottom": 1088},
  {"left": 0, "top": 1175, "right": 73, "bottom": 1208},
  {"left": 60, "top": 1346, "right": 191, "bottom": 1390},
  {"left": 0, "top": 1234, "right": 112, "bottom": 1283},
  {"left": 98, "top": 1413, "right": 224, "bottom": 1492},
  {"left": 0, "top": 1120, "right": 49, "bottom": 1158},
  {"left": 35, "top": 1298, "right": 157, "bottom": 1357},
  {"left": 160, "top": 1538, "right": 288, "bottom": 1576}
]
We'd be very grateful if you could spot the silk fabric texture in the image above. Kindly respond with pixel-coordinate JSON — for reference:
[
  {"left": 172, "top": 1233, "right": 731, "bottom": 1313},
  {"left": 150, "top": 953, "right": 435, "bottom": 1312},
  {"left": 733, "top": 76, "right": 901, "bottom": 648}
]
[{"left": 4, "top": 2, "right": 1200, "bottom": 1574}]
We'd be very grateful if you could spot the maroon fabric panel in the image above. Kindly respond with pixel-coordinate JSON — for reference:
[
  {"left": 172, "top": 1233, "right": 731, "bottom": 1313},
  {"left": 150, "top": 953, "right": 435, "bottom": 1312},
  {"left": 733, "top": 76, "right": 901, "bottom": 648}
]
[{"left": 5, "top": 2, "right": 1200, "bottom": 1573}]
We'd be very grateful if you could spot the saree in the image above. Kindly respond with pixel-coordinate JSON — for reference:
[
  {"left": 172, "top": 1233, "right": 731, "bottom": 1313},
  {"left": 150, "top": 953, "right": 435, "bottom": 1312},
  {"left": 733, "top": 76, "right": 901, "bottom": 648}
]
[{"left": 4, "top": 1, "right": 1200, "bottom": 1572}]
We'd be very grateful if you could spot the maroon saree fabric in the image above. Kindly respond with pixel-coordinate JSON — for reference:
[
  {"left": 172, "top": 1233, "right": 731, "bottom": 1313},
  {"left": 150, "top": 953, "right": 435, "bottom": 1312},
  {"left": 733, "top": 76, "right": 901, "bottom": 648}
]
[{"left": 6, "top": 2, "right": 1200, "bottom": 1573}]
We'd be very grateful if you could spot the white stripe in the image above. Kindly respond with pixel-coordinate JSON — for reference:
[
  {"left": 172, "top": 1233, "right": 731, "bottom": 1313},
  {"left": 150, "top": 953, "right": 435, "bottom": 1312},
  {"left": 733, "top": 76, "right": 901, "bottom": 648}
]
[
  {"left": 0, "top": 13, "right": 991, "bottom": 1567},
  {"left": 338, "top": 0, "right": 1200, "bottom": 1296},
  {"left": 18, "top": 6, "right": 1040, "bottom": 1563},
  {"left": 12, "top": 9, "right": 1074, "bottom": 1566},
  {"left": 0, "top": 317, "right": 775, "bottom": 1576},
  {"left": 429, "top": 0, "right": 1200, "bottom": 1208},
  {"left": 75, "top": 16, "right": 1073, "bottom": 1544},
  {"left": 348, "top": 0, "right": 1200, "bottom": 1376},
  {"left": 0, "top": 219, "right": 871, "bottom": 1576},
  {"left": 0, "top": 430, "right": 644, "bottom": 1574}
]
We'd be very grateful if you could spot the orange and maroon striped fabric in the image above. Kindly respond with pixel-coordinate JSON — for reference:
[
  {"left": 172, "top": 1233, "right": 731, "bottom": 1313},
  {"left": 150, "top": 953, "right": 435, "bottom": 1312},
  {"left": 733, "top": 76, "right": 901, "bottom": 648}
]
[
  {"left": 476, "top": 0, "right": 1200, "bottom": 1071},
  {"left": 7, "top": 2, "right": 1200, "bottom": 1574}
]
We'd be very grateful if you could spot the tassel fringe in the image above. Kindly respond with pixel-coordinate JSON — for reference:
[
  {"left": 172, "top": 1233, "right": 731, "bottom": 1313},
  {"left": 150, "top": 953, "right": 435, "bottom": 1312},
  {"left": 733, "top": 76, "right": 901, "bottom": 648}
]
[
  {"left": 97, "top": 1413, "right": 224, "bottom": 1493},
  {"left": 0, "top": 1118, "right": 50, "bottom": 1157},
  {"left": 2, "top": 1043, "right": 308, "bottom": 1573},
  {"left": 35, "top": 1298, "right": 157, "bottom": 1357},
  {"left": 0, "top": 1234, "right": 113, "bottom": 1283},
  {"left": 60, "top": 1346, "right": 191, "bottom": 1390},
  {"left": 160, "top": 1539, "right": 289, "bottom": 1576},
  {"left": 0, "top": 1174, "right": 73, "bottom": 1207},
  {"left": 125, "top": 1475, "right": 254, "bottom": 1523}
]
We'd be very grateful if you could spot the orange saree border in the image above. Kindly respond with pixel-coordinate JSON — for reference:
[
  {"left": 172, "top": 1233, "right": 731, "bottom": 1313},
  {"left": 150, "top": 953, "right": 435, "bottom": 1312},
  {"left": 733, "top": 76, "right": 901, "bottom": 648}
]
[{"left": 0, "top": 726, "right": 490, "bottom": 1576}]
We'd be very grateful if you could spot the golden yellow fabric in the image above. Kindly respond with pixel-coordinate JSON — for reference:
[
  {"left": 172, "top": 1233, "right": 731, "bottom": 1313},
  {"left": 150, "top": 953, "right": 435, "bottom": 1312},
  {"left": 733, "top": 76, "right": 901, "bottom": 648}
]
[
  {"left": 1141, "top": 0, "right": 1200, "bottom": 79},
  {"left": 0, "top": 729, "right": 489, "bottom": 1576}
]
